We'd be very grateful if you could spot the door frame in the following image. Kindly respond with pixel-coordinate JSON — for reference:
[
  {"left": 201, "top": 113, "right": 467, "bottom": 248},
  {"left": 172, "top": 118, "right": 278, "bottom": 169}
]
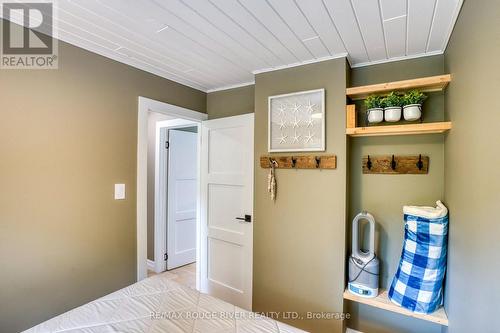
[
  {"left": 137, "top": 96, "right": 207, "bottom": 282},
  {"left": 155, "top": 122, "right": 198, "bottom": 273}
]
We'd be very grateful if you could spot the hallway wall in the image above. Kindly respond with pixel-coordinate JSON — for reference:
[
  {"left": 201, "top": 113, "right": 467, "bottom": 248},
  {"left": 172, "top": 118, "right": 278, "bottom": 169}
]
[{"left": 443, "top": 0, "right": 500, "bottom": 332}]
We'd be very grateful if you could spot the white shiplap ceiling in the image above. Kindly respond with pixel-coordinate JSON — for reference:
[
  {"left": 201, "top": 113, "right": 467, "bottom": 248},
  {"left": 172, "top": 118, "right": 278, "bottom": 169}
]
[{"left": 7, "top": 0, "right": 464, "bottom": 92}]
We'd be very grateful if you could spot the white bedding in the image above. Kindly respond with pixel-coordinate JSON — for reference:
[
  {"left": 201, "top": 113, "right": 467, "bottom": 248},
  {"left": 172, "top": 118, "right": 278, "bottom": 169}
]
[{"left": 23, "top": 273, "right": 307, "bottom": 333}]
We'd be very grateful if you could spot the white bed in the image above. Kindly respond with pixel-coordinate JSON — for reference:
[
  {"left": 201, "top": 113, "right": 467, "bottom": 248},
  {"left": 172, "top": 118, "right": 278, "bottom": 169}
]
[{"left": 24, "top": 273, "right": 307, "bottom": 333}]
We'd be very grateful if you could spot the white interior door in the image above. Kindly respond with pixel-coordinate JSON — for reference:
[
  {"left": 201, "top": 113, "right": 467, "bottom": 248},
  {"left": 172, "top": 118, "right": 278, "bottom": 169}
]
[
  {"left": 200, "top": 113, "right": 254, "bottom": 310},
  {"left": 167, "top": 128, "right": 197, "bottom": 270}
]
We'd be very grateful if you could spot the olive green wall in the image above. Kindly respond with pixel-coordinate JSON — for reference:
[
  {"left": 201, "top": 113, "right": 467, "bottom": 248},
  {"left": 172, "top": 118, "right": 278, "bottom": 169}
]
[
  {"left": 443, "top": 1, "right": 500, "bottom": 332},
  {"left": 207, "top": 84, "right": 255, "bottom": 119},
  {"left": 0, "top": 36, "right": 205, "bottom": 332},
  {"left": 253, "top": 58, "right": 347, "bottom": 333},
  {"left": 345, "top": 56, "right": 445, "bottom": 333}
]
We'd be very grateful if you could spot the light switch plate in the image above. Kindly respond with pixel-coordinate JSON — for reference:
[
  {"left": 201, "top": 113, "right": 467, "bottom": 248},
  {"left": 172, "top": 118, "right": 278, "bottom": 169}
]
[{"left": 114, "top": 184, "right": 125, "bottom": 200}]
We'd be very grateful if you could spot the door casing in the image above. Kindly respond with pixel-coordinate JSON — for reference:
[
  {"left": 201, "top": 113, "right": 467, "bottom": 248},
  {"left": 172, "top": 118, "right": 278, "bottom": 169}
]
[{"left": 137, "top": 96, "right": 207, "bottom": 284}]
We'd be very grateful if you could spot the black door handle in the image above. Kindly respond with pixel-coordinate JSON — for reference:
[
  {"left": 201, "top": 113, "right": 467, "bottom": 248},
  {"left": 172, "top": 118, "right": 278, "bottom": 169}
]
[{"left": 236, "top": 214, "right": 252, "bottom": 222}]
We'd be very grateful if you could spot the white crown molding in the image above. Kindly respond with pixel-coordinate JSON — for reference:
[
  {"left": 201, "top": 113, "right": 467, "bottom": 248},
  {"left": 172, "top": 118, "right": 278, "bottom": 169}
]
[
  {"left": 252, "top": 53, "right": 349, "bottom": 75},
  {"left": 207, "top": 81, "right": 255, "bottom": 93},
  {"left": 206, "top": 49, "right": 448, "bottom": 93},
  {"left": 350, "top": 50, "right": 445, "bottom": 68}
]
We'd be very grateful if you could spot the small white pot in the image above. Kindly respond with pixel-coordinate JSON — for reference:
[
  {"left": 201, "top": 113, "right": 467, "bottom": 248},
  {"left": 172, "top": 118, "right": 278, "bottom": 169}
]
[
  {"left": 384, "top": 107, "right": 402, "bottom": 122},
  {"left": 367, "top": 108, "right": 384, "bottom": 123},
  {"left": 403, "top": 104, "right": 422, "bottom": 121}
]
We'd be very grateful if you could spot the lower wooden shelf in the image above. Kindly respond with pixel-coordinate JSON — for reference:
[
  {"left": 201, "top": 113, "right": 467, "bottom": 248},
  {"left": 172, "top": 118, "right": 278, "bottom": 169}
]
[
  {"left": 343, "top": 289, "right": 449, "bottom": 326},
  {"left": 346, "top": 122, "right": 452, "bottom": 137}
]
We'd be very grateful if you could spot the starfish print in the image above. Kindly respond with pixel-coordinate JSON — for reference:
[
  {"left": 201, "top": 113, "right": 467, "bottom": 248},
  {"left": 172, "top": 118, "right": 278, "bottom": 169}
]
[
  {"left": 292, "top": 131, "right": 301, "bottom": 143},
  {"left": 279, "top": 118, "right": 286, "bottom": 130},
  {"left": 291, "top": 117, "right": 300, "bottom": 128},
  {"left": 304, "top": 100, "right": 315, "bottom": 114},
  {"left": 278, "top": 134, "right": 287, "bottom": 144},
  {"left": 277, "top": 104, "right": 286, "bottom": 116},
  {"left": 306, "top": 118, "right": 314, "bottom": 128},
  {"left": 291, "top": 103, "right": 301, "bottom": 114},
  {"left": 304, "top": 131, "right": 315, "bottom": 144}
]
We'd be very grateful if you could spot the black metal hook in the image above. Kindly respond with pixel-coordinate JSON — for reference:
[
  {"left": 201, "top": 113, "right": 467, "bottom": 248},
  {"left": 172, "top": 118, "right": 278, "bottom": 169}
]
[
  {"left": 315, "top": 156, "right": 321, "bottom": 168},
  {"left": 291, "top": 157, "right": 296, "bottom": 168},
  {"left": 367, "top": 155, "right": 372, "bottom": 170},
  {"left": 391, "top": 155, "right": 396, "bottom": 170},
  {"left": 416, "top": 154, "right": 424, "bottom": 171}
]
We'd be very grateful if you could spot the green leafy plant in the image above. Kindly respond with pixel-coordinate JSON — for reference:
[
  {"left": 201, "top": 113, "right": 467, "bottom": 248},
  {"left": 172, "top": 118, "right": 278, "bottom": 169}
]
[
  {"left": 403, "top": 90, "right": 427, "bottom": 105},
  {"left": 364, "top": 95, "right": 383, "bottom": 109},
  {"left": 381, "top": 92, "right": 403, "bottom": 108}
]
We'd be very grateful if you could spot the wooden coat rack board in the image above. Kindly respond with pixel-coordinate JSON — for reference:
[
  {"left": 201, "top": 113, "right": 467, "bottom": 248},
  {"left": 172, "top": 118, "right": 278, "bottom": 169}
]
[
  {"left": 260, "top": 155, "right": 337, "bottom": 169},
  {"left": 363, "top": 155, "right": 429, "bottom": 174}
]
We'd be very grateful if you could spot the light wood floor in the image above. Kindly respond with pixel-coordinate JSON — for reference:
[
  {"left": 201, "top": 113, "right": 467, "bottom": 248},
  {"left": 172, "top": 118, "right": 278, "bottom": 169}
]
[{"left": 148, "top": 262, "right": 196, "bottom": 289}]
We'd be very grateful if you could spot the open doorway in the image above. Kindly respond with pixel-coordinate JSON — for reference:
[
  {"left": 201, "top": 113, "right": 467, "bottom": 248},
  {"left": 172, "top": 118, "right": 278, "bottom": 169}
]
[
  {"left": 137, "top": 97, "right": 207, "bottom": 287},
  {"left": 147, "top": 120, "right": 198, "bottom": 288},
  {"left": 162, "top": 125, "right": 198, "bottom": 271},
  {"left": 138, "top": 98, "right": 254, "bottom": 308}
]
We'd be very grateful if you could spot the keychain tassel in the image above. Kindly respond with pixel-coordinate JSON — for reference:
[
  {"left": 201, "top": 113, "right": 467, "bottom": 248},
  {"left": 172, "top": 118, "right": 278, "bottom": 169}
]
[
  {"left": 268, "top": 160, "right": 277, "bottom": 201},
  {"left": 270, "top": 170, "right": 276, "bottom": 201}
]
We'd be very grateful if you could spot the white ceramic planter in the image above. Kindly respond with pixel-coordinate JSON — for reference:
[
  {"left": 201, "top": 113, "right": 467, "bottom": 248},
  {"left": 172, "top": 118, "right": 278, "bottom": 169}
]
[
  {"left": 367, "top": 108, "right": 384, "bottom": 123},
  {"left": 403, "top": 104, "right": 422, "bottom": 121},
  {"left": 384, "top": 107, "right": 402, "bottom": 122}
]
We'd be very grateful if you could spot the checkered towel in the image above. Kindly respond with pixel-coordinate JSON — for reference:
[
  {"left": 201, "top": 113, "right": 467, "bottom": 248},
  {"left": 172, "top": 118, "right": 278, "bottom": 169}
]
[{"left": 388, "top": 201, "right": 449, "bottom": 314}]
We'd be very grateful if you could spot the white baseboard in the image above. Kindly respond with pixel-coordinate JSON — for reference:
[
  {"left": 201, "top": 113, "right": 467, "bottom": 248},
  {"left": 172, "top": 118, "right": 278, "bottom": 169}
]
[
  {"left": 346, "top": 329, "right": 363, "bottom": 333},
  {"left": 147, "top": 259, "right": 155, "bottom": 271}
]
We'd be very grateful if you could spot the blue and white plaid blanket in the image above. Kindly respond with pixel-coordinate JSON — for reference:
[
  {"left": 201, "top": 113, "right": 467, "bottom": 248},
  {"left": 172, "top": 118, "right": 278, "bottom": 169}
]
[{"left": 388, "top": 201, "right": 449, "bottom": 314}]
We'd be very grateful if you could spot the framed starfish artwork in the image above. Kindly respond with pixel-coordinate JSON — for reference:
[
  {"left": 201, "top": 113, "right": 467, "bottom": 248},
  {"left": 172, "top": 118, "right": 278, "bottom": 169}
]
[{"left": 268, "top": 88, "right": 325, "bottom": 152}]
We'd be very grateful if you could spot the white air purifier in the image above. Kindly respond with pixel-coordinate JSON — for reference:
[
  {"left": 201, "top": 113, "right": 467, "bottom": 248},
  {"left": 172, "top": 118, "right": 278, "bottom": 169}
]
[{"left": 348, "top": 211, "right": 380, "bottom": 298}]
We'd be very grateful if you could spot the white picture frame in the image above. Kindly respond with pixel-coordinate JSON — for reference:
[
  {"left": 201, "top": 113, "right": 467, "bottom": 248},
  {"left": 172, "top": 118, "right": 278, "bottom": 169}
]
[{"left": 268, "top": 88, "right": 325, "bottom": 152}]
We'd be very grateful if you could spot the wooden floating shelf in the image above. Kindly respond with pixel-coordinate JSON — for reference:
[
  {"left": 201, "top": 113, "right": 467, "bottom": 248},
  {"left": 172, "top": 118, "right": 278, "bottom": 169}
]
[
  {"left": 346, "top": 74, "right": 451, "bottom": 100},
  {"left": 346, "top": 122, "right": 452, "bottom": 137},
  {"left": 344, "top": 289, "right": 448, "bottom": 326}
]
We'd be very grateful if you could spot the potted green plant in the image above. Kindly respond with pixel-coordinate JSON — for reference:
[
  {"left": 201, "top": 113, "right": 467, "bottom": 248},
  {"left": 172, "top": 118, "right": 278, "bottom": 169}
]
[
  {"left": 364, "top": 95, "right": 384, "bottom": 124},
  {"left": 402, "top": 90, "right": 427, "bottom": 121},
  {"left": 382, "top": 92, "right": 403, "bottom": 122}
]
